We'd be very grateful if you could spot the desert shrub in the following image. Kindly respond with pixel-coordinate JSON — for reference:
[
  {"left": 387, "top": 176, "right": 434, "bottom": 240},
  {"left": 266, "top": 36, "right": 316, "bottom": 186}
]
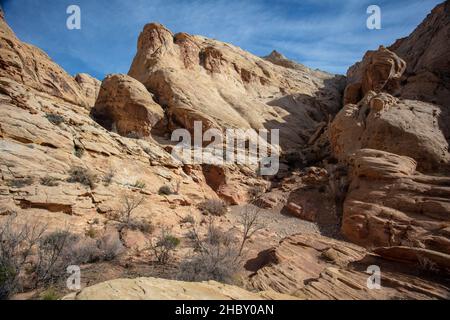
[
  {"left": 102, "top": 170, "right": 115, "bottom": 186},
  {"left": 74, "top": 146, "right": 85, "bottom": 158},
  {"left": 247, "top": 186, "right": 265, "bottom": 202},
  {"left": 150, "top": 228, "right": 180, "bottom": 264},
  {"left": 158, "top": 185, "right": 173, "bottom": 195},
  {"left": 198, "top": 199, "right": 228, "bottom": 216},
  {"left": 128, "top": 219, "right": 154, "bottom": 234},
  {"left": 7, "top": 177, "right": 34, "bottom": 188},
  {"left": 178, "top": 220, "right": 240, "bottom": 284},
  {"left": 180, "top": 215, "right": 195, "bottom": 224},
  {"left": 40, "top": 176, "right": 59, "bottom": 187},
  {"left": 132, "top": 180, "right": 146, "bottom": 189},
  {"left": 33, "top": 231, "right": 82, "bottom": 287},
  {"left": 237, "top": 205, "right": 266, "bottom": 256},
  {"left": 40, "top": 288, "right": 59, "bottom": 300},
  {"left": 96, "top": 233, "right": 125, "bottom": 261},
  {"left": 0, "top": 215, "right": 45, "bottom": 299},
  {"left": 67, "top": 166, "right": 98, "bottom": 189},
  {"left": 85, "top": 226, "right": 98, "bottom": 239},
  {"left": 45, "top": 113, "right": 64, "bottom": 125},
  {"left": 0, "top": 215, "right": 123, "bottom": 299}
]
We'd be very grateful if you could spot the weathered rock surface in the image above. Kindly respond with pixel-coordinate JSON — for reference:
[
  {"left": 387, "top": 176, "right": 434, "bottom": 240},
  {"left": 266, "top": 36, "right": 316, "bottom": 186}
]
[
  {"left": 342, "top": 149, "right": 450, "bottom": 263},
  {"left": 247, "top": 233, "right": 450, "bottom": 300},
  {"left": 75, "top": 73, "right": 101, "bottom": 108},
  {"left": 92, "top": 74, "right": 165, "bottom": 137},
  {"left": 0, "top": 10, "right": 89, "bottom": 107},
  {"left": 63, "top": 277, "right": 296, "bottom": 300},
  {"left": 128, "top": 23, "right": 345, "bottom": 150},
  {"left": 389, "top": 1, "right": 450, "bottom": 107},
  {"left": 344, "top": 46, "right": 406, "bottom": 105},
  {"left": 331, "top": 91, "right": 450, "bottom": 172}
]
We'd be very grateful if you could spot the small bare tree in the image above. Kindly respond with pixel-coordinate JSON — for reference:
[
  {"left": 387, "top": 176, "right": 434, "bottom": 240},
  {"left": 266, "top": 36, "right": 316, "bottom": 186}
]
[
  {"left": 150, "top": 228, "right": 180, "bottom": 265},
  {"left": 237, "top": 205, "right": 266, "bottom": 256},
  {"left": 108, "top": 192, "right": 147, "bottom": 231},
  {"left": 0, "top": 214, "right": 46, "bottom": 299},
  {"left": 179, "top": 218, "right": 240, "bottom": 284}
]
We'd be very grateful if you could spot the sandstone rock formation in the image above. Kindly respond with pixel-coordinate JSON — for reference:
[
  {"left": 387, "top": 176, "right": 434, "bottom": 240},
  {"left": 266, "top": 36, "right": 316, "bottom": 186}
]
[
  {"left": 92, "top": 74, "right": 165, "bottom": 137},
  {"left": 63, "top": 277, "right": 296, "bottom": 300},
  {"left": 247, "top": 233, "right": 450, "bottom": 299},
  {"left": 0, "top": 10, "right": 89, "bottom": 107},
  {"left": 331, "top": 91, "right": 450, "bottom": 172},
  {"left": 0, "top": 1, "right": 449, "bottom": 301},
  {"left": 389, "top": 1, "right": 450, "bottom": 107},
  {"left": 344, "top": 46, "right": 406, "bottom": 105},
  {"left": 128, "top": 23, "right": 345, "bottom": 151},
  {"left": 75, "top": 73, "right": 101, "bottom": 107},
  {"left": 330, "top": 0, "right": 450, "bottom": 275}
]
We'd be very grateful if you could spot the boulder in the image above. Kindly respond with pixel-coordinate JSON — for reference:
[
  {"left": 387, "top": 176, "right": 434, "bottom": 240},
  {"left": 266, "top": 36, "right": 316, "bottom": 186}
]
[
  {"left": 92, "top": 74, "right": 165, "bottom": 137},
  {"left": 63, "top": 277, "right": 296, "bottom": 300},
  {"left": 75, "top": 73, "right": 101, "bottom": 108}
]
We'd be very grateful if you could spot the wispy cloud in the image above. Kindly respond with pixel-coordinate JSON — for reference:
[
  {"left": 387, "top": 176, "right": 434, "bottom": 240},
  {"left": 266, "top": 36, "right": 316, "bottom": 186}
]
[{"left": 2, "top": 0, "right": 443, "bottom": 78}]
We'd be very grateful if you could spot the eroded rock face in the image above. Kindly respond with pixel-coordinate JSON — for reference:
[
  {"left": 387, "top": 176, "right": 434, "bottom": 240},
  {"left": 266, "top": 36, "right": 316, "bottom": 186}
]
[
  {"left": 128, "top": 23, "right": 345, "bottom": 151},
  {"left": 344, "top": 46, "right": 406, "bottom": 105},
  {"left": 330, "top": 91, "right": 450, "bottom": 172},
  {"left": 75, "top": 73, "right": 101, "bottom": 108},
  {"left": 0, "top": 10, "right": 88, "bottom": 107},
  {"left": 389, "top": 1, "right": 450, "bottom": 107},
  {"left": 342, "top": 149, "right": 450, "bottom": 261},
  {"left": 92, "top": 74, "right": 165, "bottom": 137},
  {"left": 63, "top": 277, "right": 296, "bottom": 300},
  {"left": 331, "top": 1, "right": 450, "bottom": 278},
  {"left": 247, "top": 233, "right": 450, "bottom": 299}
]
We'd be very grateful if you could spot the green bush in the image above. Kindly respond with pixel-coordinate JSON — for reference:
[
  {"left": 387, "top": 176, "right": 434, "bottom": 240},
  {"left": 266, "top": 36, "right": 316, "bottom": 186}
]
[
  {"left": 198, "top": 199, "right": 228, "bottom": 216},
  {"left": 45, "top": 113, "right": 64, "bottom": 125},
  {"left": 67, "top": 166, "right": 98, "bottom": 189},
  {"left": 40, "top": 176, "right": 59, "bottom": 187},
  {"left": 158, "top": 185, "right": 173, "bottom": 195}
]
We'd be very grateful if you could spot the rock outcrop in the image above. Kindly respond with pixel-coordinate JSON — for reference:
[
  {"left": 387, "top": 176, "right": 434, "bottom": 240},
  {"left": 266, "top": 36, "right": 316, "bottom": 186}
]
[
  {"left": 331, "top": 91, "right": 450, "bottom": 172},
  {"left": 75, "top": 73, "right": 101, "bottom": 108},
  {"left": 128, "top": 23, "right": 345, "bottom": 150},
  {"left": 247, "top": 233, "right": 450, "bottom": 299},
  {"left": 63, "top": 277, "right": 296, "bottom": 300},
  {"left": 331, "top": 0, "right": 450, "bottom": 273},
  {"left": 92, "top": 74, "right": 165, "bottom": 137},
  {"left": 344, "top": 46, "right": 406, "bottom": 105},
  {"left": 0, "top": 10, "right": 89, "bottom": 107},
  {"left": 389, "top": 1, "right": 450, "bottom": 107}
]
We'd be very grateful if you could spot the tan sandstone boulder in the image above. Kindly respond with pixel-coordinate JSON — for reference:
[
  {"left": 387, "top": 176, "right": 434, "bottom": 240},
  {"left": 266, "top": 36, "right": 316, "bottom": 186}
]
[
  {"left": 389, "top": 1, "right": 450, "bottom": 107},
  {"left": 63, "top": 277, "right": 296, "bottom": 300},
  {"left": 92, "top": 74, "right": 165, "bottom": 137},
  {"left": 75, "top": 73, "right": 101, "bottom": 108}
]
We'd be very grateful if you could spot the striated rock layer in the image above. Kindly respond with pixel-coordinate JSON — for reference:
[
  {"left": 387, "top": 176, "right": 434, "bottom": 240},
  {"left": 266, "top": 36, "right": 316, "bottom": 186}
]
[
  {"left": 63, "top": 277, "right": 297, "bottom": 300},
  {"left": 128, "top": 23, "right": 345, "bottom": 150},
  {"left": 331, "top": 0, "right": 450, "bottom": 273}
]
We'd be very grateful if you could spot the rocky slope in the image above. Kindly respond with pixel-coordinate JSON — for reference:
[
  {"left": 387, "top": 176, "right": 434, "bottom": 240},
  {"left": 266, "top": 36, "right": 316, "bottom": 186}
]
[
  {"left": 0, "top": 2, "right": 449, "bottom": 300},
  {"left": 330, "top": 0, "right": 450, "bottom": 274}
]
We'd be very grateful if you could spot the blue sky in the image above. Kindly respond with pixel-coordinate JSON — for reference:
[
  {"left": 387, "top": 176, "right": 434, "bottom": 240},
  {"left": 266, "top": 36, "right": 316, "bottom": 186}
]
[{"left": 1, "top": 0, "right": 443, "bottom": 79}]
